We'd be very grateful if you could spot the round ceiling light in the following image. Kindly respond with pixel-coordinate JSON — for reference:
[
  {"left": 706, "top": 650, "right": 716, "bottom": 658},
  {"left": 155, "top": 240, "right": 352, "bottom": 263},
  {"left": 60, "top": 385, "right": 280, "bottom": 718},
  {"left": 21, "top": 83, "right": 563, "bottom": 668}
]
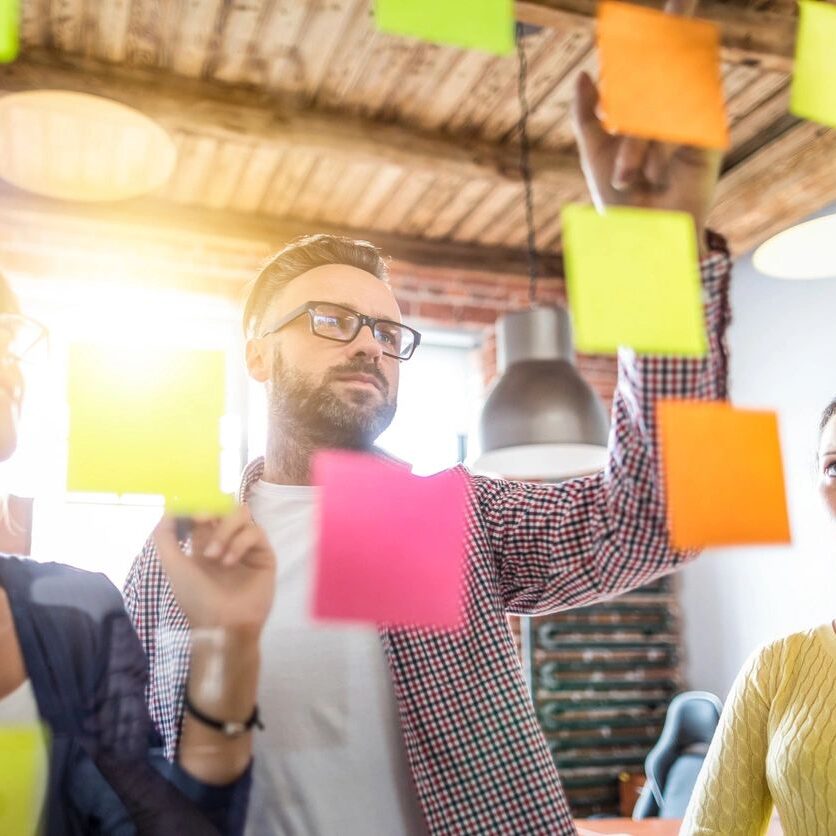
[
  {"left": 0, "top": 90, "right": 177, "bottom": 202},
  {"left": 752, "top": 213, "right": 836, "bottom": 280}
]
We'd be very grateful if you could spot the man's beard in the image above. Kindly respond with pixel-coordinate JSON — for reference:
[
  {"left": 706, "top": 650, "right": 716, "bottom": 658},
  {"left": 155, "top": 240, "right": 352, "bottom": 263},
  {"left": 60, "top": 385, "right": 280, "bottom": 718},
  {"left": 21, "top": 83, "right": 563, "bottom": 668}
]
[{"left": 268, "top": 349, "right": 397, "bottom": 450}]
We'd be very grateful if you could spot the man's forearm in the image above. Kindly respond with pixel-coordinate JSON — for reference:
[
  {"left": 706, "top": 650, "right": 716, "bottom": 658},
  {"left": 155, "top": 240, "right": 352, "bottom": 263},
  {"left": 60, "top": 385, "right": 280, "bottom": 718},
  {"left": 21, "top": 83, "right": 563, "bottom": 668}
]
[
  {"left": 178, "top": 627, "right": 260, "bottom": 785},
  {"left": 486, "top": 239, "right": 732, "bottom": 614}
]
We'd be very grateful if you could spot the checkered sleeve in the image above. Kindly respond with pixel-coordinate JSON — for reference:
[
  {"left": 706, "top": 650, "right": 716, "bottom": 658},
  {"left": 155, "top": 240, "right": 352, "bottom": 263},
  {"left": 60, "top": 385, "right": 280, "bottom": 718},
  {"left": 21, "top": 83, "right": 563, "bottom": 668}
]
[
  {"left": 123, "top": 538, "right": 157, "bottom": 676},
  {"left": 124, "top": 535, "right": 191, "bottom": 759},
  {"left": 474, "top": 236, "right": 732, "bottom": 615},
  {"left": 123, "top": 538, "right": 167, "bottom": 722}
]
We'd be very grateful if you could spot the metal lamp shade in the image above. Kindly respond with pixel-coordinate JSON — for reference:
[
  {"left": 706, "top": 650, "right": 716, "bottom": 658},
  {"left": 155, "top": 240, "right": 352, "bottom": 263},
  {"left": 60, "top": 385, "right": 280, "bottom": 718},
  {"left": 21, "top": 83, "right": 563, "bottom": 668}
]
[{"left": 474, "top": 307, "right": 610, "bottom": 480}]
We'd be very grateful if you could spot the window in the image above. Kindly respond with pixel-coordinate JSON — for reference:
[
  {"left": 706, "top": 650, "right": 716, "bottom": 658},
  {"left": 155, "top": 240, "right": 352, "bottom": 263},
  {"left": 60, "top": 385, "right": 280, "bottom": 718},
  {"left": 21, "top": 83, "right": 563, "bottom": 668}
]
[{"left": 5, "top": 278, "right": 243, "bottom": 587}]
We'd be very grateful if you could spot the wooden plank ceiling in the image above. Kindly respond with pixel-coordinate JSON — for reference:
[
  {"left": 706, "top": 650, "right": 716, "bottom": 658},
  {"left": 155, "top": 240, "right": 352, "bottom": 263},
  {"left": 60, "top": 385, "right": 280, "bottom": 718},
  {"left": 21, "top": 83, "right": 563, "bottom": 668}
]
[{"left": 1, "top": 0, "right": 834, "bottom": 290}]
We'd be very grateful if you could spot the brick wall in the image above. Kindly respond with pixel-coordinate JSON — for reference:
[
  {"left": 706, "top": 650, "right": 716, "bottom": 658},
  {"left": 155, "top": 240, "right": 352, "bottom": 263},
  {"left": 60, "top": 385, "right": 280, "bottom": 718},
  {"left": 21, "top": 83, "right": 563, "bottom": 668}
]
[{"left": 389, "top": 268, "right": 618, "bottom": 406}]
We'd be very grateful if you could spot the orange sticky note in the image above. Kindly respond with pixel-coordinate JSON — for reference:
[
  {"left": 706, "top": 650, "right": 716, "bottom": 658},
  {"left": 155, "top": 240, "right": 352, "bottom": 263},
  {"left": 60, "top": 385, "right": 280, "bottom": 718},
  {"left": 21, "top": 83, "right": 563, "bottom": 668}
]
[
  {"left": 597, "top": 0, "right": 729, "bottom": 149},
  {"left": 657, "top": 401, "right": 791, "bottom": 549}
]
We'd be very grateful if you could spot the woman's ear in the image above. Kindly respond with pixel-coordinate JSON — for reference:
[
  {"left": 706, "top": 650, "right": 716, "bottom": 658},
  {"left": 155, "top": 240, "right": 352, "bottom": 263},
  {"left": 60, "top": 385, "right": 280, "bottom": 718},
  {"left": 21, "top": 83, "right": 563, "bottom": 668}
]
[{"left": 245, "top": 338, "right": 271, "bottom": 383}]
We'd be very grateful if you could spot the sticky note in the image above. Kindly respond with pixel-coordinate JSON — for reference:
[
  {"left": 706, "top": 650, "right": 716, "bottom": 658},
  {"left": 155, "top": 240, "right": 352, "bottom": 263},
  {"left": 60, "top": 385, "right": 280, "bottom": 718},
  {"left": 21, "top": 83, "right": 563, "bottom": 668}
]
[
  {"left": 657, "top": 400, "right": 791, "bottom": 549},
  {"left": 790, "top": 1, "right": 836, "bottom": 129},
  {"left": 312, "top": 451, "right": 468, "bottom": 629},
  {"left": 562, "top": 203, "right": 707, "bottom": 356},
  {"left": 374, "top": 0, "right": 514, "bottom": 56},
  {"left": 67, "top": 345, "right": 234, "bottom": 515},
  {"left": 596, "top": 0, "right": 729, "bottom": 149},
  {"left": 0, "top": 0, "right": 19, "bottom": 63},
  {"left": 0, "top": 725, "right": 49, "bottom": 834}
]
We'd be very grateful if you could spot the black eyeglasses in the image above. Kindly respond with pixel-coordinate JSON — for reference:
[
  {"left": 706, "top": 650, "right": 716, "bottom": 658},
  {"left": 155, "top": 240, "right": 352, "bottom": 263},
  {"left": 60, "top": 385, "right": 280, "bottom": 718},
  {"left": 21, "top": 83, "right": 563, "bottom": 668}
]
[{"left": 260, "top": 301, "right": 422, "bottom": 361}]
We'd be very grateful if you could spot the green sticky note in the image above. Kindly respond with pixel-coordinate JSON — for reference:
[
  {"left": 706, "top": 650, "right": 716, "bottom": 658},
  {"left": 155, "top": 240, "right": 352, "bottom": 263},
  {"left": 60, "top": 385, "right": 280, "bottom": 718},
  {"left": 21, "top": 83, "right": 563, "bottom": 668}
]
[
  {"left": 0, "top": 0, "right": 20, "bottom": 63},
  {"left": 0, "top": 724, "right": 50, "bottom": 835},
  {"left": 790, "top": 1, "right": 836, "bottom": 129},
  {"left": 67, "top": 345, "right": 235, "bottom": 515},
  {"left": 374, "top": 0, "right": 514, "bottom": 56},
  {"left": 562, "top": 204, "right": 707, "bottom": 356}
]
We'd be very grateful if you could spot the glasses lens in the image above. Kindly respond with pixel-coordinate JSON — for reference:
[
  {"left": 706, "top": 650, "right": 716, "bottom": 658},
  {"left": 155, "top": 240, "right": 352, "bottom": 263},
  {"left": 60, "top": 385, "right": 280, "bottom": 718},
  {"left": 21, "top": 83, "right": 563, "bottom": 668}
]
[
  {"left": 375, "top": 322, "right": 413, "bottom": 358},
  {"left": 311, "top": 305, "right": 359, "bottom": 341},
  {"left": 0, "top": 314, "right": 48, "bottom": 363}
]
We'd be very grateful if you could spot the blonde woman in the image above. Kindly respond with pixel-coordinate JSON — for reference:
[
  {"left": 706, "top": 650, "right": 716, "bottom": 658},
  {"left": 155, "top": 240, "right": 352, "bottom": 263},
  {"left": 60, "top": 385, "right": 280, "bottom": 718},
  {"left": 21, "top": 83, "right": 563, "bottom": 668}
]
[
  {"left": 681, "top": 397, "right": 836, "bottom": 835},
  {"left": 0, "top": 273, "right": 275, "bottom": 835}
]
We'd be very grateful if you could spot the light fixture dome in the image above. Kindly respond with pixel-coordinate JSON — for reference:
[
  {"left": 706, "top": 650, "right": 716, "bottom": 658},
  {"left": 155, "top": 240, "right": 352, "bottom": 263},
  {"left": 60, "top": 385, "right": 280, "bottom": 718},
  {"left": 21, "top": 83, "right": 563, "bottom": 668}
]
[
  {"left": 752, "top": 213, "right": 836, "bottom": 280},
  {"left": 0, "top": 90, "right": 177, "bottom": 201},
  {"left": 474, "top": 307, "right": 610, "bottom": 480}
]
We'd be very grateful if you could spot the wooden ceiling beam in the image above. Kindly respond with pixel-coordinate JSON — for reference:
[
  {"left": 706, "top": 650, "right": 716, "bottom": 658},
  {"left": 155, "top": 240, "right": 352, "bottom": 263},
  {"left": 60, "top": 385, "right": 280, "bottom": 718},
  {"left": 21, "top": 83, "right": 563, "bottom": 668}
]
[
  {"left": 0, "top": 184, "right": 564, "bottom": 286},
  {"left": 516, "top": 0, "right": 797, "bottom": 72},
  {"left": 0, "top": 51, "right": 583, "bottom": 194},
  {"left": 709, "top": 122, "right": 836, "bottom": 254}
]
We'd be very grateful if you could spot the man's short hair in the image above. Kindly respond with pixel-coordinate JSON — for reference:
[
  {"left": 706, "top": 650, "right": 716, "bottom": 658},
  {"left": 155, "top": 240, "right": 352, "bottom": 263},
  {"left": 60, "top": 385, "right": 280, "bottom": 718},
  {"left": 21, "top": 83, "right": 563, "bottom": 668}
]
[{"left": 243, "top": 234, "right": 389, "bottom": 338}]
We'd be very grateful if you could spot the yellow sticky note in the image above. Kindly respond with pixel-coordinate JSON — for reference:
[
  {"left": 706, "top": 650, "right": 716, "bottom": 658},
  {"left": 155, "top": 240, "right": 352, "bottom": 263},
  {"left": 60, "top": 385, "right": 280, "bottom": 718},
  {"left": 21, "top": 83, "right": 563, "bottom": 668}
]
[
  {"left": 0, "top": 0, "right": 19, "bottom": 63},
  {"left": 562, "top": 204, "right": 707, "bottom": 356},
  {"left": 0, "top": 725, "right": 49, "bottom": 835},
  {"left": 67, "top": 345, "right": 235, "bottom": 515},
  {"left": 790, "top": 0, "right": 836, "bottom": 129},
  {"left": 657, "top": 400, "right": 791, "bottom": 549},
  {"left": 597, "top": 0, "right": 729, "bottom": 149},
  {"left": 374, "top": 0, "right": 515, "bottom": 56}
]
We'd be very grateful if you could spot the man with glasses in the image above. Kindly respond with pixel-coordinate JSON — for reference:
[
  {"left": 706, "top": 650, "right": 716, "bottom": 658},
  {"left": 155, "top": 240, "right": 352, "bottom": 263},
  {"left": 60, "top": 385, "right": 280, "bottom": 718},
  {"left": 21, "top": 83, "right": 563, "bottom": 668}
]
[
  {"left": 124, "top": 71, "right": 731, "bottom": 835},
  {"left": 127, "top": 236, "right": 432, "bottom": 835}
]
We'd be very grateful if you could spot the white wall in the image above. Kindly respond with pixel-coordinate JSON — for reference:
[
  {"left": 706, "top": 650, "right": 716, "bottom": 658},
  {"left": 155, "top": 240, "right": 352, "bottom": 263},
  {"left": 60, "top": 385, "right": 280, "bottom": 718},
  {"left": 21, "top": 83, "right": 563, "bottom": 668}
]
[{"left": 679, "top": 205, "right": 836, "bottom": 698}]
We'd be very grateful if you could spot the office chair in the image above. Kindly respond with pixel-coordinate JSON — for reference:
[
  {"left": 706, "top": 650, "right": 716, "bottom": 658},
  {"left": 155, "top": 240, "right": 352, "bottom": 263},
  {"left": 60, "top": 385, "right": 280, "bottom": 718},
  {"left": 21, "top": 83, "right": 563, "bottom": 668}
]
[{"left": 632, "top": 690, "right": 723, "bottom": 819}]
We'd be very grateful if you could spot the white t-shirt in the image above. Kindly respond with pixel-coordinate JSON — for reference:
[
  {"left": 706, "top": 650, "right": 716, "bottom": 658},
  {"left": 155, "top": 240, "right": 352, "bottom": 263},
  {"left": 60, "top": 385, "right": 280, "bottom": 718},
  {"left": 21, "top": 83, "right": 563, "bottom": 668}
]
[{"left": 245, "top": 479, "right": 427, "bottom": 836}]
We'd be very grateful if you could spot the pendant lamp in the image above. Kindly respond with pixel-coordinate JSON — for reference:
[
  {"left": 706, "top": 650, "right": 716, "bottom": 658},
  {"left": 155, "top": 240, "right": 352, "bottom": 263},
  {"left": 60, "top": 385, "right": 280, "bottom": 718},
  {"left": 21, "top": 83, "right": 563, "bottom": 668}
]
[
  {"left": 474, "top": 306, "right": 609, "bottom": 479},
  {"left": 473, "top": 26, "right": 609, "bottom": 480},
  {"left": 752, "top": 211, "right": 836, "bottom": 280}
]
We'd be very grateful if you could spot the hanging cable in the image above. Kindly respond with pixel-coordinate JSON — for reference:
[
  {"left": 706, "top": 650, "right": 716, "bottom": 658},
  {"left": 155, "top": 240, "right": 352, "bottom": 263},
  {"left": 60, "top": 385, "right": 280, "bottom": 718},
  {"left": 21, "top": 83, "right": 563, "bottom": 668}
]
[{"left": 515, "top": 24, "right": 539, "bottom": 307}]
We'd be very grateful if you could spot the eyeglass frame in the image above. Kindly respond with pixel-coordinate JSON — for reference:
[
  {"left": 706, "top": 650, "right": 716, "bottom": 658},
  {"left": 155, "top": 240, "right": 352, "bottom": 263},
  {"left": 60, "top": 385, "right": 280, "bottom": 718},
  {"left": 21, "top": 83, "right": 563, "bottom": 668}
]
[
  {"left": 0, "top": 312, "right": 49, "bottom": 364},
  {"left": 259, "top": 301, "right": 422, "bottom": 361}
]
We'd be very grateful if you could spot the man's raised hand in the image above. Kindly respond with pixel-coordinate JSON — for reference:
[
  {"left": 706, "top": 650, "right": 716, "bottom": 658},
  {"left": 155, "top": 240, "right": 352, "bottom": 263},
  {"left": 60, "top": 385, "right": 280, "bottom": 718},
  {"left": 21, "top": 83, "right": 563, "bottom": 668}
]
[{"left": 571, "top": 0, "right": 723, "bottom": 249}]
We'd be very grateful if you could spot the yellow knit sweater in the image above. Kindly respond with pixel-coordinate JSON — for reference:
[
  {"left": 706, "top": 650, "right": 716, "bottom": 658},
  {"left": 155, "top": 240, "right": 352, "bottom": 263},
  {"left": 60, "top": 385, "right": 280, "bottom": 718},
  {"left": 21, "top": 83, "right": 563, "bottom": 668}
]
[{"left": 681, "top": 624, "right": 836, "bottom": 835}]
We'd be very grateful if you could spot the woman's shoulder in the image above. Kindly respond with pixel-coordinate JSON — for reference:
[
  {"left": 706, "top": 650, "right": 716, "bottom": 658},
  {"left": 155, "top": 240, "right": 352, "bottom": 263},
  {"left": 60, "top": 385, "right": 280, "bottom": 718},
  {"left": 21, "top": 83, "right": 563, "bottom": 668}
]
[
  {"left": 1, "top": 556, "right": 146, "bottom": 716},
  {"left": 739, "top": 625, "right": 832, "bottom": 690},
  {"left": 0, "top": 556, "right": 124, "bottom": 618},
  {"left": 759, "top": 624, "right": 830, "bottom": 656}
]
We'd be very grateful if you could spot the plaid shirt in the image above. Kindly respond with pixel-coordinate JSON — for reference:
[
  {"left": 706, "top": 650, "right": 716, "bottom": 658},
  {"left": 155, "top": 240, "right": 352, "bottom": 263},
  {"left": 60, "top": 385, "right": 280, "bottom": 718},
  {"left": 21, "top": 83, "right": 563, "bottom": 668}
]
[{"left": 124, "top": 242, "right": 731, "bottom": 835}]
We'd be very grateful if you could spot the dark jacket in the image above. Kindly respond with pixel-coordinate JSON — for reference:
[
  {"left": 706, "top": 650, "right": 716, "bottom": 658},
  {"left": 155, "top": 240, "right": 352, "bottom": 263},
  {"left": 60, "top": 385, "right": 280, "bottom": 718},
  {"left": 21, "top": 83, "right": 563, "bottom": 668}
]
[{"left": 0, "top": 556, "right": 250, "bottom": 835}]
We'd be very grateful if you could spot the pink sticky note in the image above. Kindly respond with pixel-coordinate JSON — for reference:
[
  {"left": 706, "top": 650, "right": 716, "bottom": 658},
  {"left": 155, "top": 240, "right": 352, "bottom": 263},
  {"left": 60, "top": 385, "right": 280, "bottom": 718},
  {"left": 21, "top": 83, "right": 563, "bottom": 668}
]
[{"left": 312, "top": 451, "right": 469, "bottom": 630}]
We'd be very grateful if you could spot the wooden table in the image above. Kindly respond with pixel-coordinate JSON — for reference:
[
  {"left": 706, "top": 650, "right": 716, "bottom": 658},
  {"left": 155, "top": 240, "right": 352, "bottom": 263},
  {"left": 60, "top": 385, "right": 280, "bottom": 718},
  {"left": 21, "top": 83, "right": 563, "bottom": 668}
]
[
  {"left": 576, "top": 817, "right": 784, "bottom": 835},
  {"left": 575, "top": 819, "right": 681, "bottom": 836}
]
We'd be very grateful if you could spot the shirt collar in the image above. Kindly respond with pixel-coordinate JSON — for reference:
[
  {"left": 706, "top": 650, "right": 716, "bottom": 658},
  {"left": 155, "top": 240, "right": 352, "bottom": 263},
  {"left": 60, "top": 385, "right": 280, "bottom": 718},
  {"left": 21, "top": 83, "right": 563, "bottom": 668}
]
[{"left": 237, "top": 447, "right": 412, "bottom": 502}]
